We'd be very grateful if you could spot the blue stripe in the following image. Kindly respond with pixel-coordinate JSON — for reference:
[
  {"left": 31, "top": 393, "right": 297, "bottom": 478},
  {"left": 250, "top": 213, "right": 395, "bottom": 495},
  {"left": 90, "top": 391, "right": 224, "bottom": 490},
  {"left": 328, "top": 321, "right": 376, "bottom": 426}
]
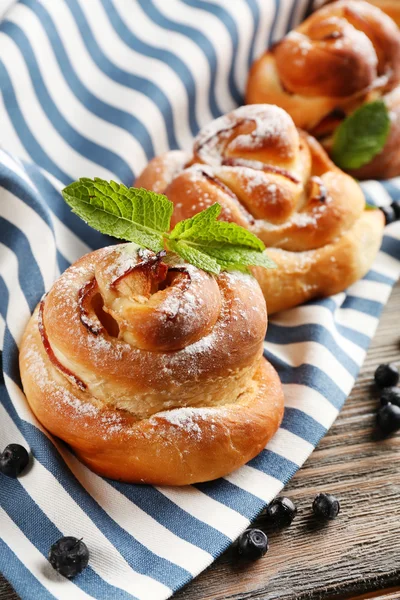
[
  {"left": 0, "top": 162, "right": 55, "bottom": 236},
  {"left": 110, "top": 480, "right": 231, "bottom": 554},
  {"left": 0, "top": 538, "right": 56, "bottom": 600},
  {"left": 0, "top": 219, "right": 44, "bottom": 311},
  {"left": 0, "top": 280, "right": 21, "bottom": 387},
  {"left": 182, "top": 0, "right": 242, "bottom": 105},
  {"left": 0, "top": 60, "right": 71, "bottom": 184},
  {"left": 1, "top": 20, "right": 133, "bottom": 183},
  {"left": 246, "top": 0, "right": 260, "bottom": 66},
  {"left": 197, "top": 479, "right": 265, "bottom": 520},
  {"left": 381, "top": 179, "right": 400, "bottom": 202},
  {"left": 268, "top": 0, "right": 280, "bottom": 46},
  {"left": 66, "top": 0, "right": 179, "bottom": 152},
  {"left": 19, "top": 0, "right": 155, "bottom": 177},
  {"left": 0, "top": 475, "right": 138, "bottom": 600},
  {"left": 382, "top": 234, "right": 400, "bottom": 260},
  {"left": 364, "top": 269, "right": 395, "bottom": 285},
  {"left": 267, "top": 323, "right": 360, "bottom": 377},
  {"left": 264, "top": 350, "right": 346, "bottom": 410},
  {"left": 101, "top": 0, "right": 199, "bottom": 137},
  {"left": 336, "top": 324, "right": 371, "bottom": 349},
  {"left": 248, "top": 449, "right": 298, "bottom": 482},
  {"left": 0, "top": 160, "right": 74, "bottom": 273},
  {"left": 281, "top": 407, "right": 327, "bottom": 446},
  {"left": 341, "top": 295, "right": 383, "bottom": 318},
  {"left": 137, "top": 0, "right": 222, "bottom": 118},
  {"left": 21, "top": 160, "right": 109, "bottom": 251}
]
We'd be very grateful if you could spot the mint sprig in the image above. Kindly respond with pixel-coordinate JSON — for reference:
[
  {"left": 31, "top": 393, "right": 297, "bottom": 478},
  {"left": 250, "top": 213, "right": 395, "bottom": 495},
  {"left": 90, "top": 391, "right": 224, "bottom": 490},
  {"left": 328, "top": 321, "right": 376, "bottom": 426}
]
[
  {"left": 331, "top": 100, "right": 390, "bottom": 170},
  {"left": 62, "top": 178, "right": 173, "bottom": 252},
  {"left": 62, "top": 178, "right": 276, "bottom": 275}
]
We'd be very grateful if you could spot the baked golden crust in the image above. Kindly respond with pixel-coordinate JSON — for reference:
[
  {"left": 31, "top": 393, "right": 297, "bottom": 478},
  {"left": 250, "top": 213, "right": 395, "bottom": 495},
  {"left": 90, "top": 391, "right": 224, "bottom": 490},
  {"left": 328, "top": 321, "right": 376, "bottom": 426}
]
[
  {"left": 246, "top": 0, "right": 400, "bottom": 179},
  {"left": 341, "top": 0, "right": 400, "bottom": 27},
  {"left": 135, "top": 104, "right": 385, "bottom": 313},
  {"left": 19, "top": 244, "right": 284, "bottom": 485}
]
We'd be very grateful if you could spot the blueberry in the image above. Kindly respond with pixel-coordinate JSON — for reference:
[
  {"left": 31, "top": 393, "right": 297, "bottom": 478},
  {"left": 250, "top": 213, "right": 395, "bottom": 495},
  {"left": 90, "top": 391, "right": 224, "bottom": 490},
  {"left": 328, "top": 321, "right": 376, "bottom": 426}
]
[
  {"left": 312, "top": 493, "right": 340, "bottom": 520},
  {"left": 237, "top": 528, "right": 268, "bottom": 560},
  {"left": 380, "top": 387, "right": 400, "bottom": 407},
  {"left": 381, "top": 205, "right": 396, "bottom": 225},
  {"left": 374, "top": 363, "right": 399, "bottom": 389},
  {"left": 49, "top": 537, "right": 89, "bottom": 578},
  {"left": 266, "top": 496, "right": 297, "bottom": 527},
  {"left": 0, "top": 444, "right": 29, "bottom": 478},
  {"left": 377, "top": 403, "right": 400, "bottom": 436},
  {"left": 391, "top": 200, "right": 400, "bottom": 220}
]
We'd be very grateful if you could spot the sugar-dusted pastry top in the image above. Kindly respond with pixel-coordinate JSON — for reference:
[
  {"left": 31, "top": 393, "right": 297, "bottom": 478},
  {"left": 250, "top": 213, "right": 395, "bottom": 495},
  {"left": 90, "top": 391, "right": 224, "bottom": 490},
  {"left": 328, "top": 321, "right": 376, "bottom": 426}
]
[
  {"left": 136, "top": 104, "right": 385, "bottom": 313},
  {"left": 19, "top": 244, "right": 284, "bottom": 485}
]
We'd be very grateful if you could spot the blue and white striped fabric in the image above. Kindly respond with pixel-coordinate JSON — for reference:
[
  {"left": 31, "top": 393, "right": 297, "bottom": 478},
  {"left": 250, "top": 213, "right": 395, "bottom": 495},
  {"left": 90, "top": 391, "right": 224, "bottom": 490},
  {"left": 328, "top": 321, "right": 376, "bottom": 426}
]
[{"left": 0, "top": 1, "right": 399, "bottom": 599}]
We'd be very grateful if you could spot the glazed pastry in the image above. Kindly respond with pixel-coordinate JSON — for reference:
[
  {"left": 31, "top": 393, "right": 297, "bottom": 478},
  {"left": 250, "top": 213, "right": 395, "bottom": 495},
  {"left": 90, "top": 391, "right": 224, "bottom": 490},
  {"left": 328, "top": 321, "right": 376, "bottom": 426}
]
[
  {"left": 19, "top": 244, "right": 284, "bottom": 485},
  {"left": 136, "top": 104, "right": 385, "bottom": 313},
  {"left": 337, "top": 0, "right": 400, "bottom": 26},
  {"left": 246, "top": 0, "right": 400, "bottom": 179}
]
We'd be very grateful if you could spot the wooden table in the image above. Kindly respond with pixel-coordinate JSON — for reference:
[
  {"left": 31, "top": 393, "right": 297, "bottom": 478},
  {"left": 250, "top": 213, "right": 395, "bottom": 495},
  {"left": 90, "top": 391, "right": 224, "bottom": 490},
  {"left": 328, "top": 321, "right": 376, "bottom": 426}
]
[{"left": 1, "top": 283, "right": 400, "bottom": 600}]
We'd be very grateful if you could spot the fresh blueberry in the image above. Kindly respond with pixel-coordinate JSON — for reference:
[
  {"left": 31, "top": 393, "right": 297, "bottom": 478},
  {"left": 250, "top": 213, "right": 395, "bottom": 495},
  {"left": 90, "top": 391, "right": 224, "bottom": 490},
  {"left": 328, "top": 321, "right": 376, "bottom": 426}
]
[
  {"left": 374, "top": 363, "right": 399, "bottom": 389},
  {"left": 0, "top": 444, "right": 29, "bottom": 478},
  {"left": 49, "top": 537, "right": 89, "bottom": 578},
  {"left": 237, "top": 528, "right": 268, "bottom": 560},
  {"left": 377, "top": 403, "right": 400, "bottom": 436},
  {"left": 391, "top": 200, "right": 400, "bottom": 220},
  {"left": 312, "top": 493, "right": 340, "bottom": 520},
  {"left": 266, "top": 496, "right": 297, "bottom": 527},
  {"left": 380, "top": 387, "right": 400, "bottom": 407},
  {"left": 381, "top": 205, "right": 396, "bottom": 225}
]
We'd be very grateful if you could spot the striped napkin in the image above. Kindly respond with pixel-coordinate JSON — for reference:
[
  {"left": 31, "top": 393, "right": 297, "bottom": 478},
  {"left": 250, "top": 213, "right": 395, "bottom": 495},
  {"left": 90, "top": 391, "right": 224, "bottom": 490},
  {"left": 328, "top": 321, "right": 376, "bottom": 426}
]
[{"left": 0, "top": 1, "right": 399, "bottom": 599}]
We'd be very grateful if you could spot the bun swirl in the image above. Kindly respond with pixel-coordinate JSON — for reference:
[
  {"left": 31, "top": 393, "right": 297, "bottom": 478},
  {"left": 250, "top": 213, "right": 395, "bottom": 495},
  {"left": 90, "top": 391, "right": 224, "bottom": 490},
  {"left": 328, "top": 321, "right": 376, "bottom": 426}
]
[
  {"left": 20, "top": 244, "right": 284, "bottom": 485},
  {"left": 136, "top": 104, "right": 384, "bottom": 314},
  {"left": 246, "top": 0, "right": 400, "bottom": 179}
]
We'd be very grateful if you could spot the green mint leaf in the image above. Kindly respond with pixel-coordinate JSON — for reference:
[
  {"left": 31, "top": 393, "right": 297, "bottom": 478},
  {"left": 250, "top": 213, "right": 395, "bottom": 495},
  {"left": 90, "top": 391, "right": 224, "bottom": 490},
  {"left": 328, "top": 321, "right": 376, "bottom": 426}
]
[
  {"left": 201, "top": 246, "right": 277, "bottom": 270},
  {"left": 168, "top": 202, "right": 275, "bottom": 272},
  {"left": 169, "top": 203, "right": 222, "bottom": 239},
  {"left": 170, "top": 203, "right": 264, "bottom": 250},
  {"left": 167, "top": 239, "right": 221, "bottom": 275},
  {"left": 62, "top": 178, "right": 173, "bottom": 252},
  {"left": 365, "top": 202, "right": 378, "bottom": 210},
  {"left": 332, "top": 101, "right": 390, "bottom": 170}
]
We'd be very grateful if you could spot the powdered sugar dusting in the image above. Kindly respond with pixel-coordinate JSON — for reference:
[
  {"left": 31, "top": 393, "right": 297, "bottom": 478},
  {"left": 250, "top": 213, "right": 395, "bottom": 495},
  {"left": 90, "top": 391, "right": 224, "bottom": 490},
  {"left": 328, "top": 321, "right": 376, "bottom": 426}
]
[{"left": 150, "top": 406, "right": 222, "bottom": 440}]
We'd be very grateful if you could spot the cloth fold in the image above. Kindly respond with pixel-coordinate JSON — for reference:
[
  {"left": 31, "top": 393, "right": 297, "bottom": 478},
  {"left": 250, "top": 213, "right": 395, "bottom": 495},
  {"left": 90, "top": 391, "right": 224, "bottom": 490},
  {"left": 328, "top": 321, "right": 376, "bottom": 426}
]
[{"left": 0, "top": 1, "right": 399, "bottom": 599}]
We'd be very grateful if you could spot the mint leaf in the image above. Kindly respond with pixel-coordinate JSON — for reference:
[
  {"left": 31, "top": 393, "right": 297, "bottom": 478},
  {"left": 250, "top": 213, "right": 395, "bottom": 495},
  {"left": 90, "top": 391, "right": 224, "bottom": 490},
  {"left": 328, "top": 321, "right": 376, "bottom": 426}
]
[
  {"left": 167, "top": 203, "right": 276, "bottom": 272},
  {"left": 169, "top": 203, "right": 221, "bottom": 239},
  {"left": 62, "top": 178, "right": 173, "bottom": 252},
  {"left": 62, "top": 181, "right": 276, "bottom": 275},
  {"left": 167, "top": 239, "right": 221, "bottom": 274},
  {"left": 332, "top": 101, "right": 390, "bottom": 170},
  {"left": 202, "top": 246, "right": 276, "bottom": 270},
  {"left": 365, "top": 202, "right": 378, "bottom": 210},
  {"left": 170, "top": 203, "right": 264, "bottom": 250}
]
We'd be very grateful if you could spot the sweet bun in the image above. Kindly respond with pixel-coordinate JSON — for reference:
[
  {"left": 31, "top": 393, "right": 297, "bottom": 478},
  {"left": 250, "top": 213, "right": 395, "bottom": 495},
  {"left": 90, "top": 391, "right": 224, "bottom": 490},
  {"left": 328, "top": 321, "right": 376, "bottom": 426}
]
[
  {"left": 246, "top": 0, "right": 400, "bottom": 179},
  {"left": 19, "top": 244, "right": 284, "bottom": 485},
  {"left": 135, "top": 104, "right": 385, "bottom": 313},
  {"left": 342, "top": 0, "right": 400, "bottom": 26}
]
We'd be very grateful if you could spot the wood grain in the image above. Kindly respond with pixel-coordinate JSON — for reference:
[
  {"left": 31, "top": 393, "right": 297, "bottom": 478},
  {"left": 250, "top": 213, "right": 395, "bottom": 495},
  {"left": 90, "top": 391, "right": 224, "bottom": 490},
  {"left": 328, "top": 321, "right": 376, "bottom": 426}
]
[{"left": 1, "top": 282, "right": 399, "bottom": 600}]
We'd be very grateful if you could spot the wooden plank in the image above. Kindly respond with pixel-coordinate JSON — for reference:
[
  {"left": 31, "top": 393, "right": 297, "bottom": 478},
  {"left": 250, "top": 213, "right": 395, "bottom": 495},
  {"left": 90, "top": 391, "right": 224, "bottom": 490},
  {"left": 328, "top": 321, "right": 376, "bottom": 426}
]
[{"left": 1, "top": 283, "right": 399, "bottom": 600}]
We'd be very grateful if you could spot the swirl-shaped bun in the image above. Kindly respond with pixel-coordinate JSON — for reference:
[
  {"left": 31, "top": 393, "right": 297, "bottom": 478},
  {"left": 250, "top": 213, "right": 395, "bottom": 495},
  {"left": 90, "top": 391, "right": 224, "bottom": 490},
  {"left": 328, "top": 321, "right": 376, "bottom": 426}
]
[
  {"left": 19, "top": 244, "right": 284, "bottom": 485},
  {"left": 136, "top": 104, "right": 384, "bottom": 313},
  {"left": 246, "top": 0, "right": 400, "bottom": 179},
  {"left": 343, "top": 1, "right": 400, "bottom": 27}
]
